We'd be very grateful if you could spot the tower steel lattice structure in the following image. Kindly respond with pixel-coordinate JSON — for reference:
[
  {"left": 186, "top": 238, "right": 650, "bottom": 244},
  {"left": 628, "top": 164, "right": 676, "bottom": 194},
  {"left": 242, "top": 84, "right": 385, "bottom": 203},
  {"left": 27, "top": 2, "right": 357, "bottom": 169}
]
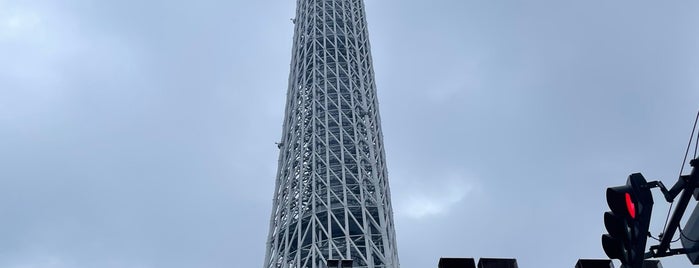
[{"left": 263, "top": 1, "right": 399, "bottom": 268}]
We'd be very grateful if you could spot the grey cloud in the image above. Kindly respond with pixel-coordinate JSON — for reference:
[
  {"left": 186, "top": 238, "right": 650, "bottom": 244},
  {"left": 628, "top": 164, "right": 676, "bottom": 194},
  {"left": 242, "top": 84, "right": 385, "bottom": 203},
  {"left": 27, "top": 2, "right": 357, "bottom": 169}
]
[{"left": 1, "top": 0, "right": 698, "bottom": 268}]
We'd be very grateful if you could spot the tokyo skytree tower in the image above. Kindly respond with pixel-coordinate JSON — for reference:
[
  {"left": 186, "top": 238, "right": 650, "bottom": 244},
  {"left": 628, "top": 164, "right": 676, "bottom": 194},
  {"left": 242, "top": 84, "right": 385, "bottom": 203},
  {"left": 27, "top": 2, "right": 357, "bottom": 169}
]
[{"left": 263, "top": 0, "right": 400, "bottom": 268}]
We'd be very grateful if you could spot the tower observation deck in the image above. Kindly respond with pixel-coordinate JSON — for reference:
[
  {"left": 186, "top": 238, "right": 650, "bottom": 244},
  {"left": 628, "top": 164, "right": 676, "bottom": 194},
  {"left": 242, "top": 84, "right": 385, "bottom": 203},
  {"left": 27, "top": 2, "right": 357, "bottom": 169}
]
[{"left": 263, "top": 0, "right": 400, "bottom": 268}]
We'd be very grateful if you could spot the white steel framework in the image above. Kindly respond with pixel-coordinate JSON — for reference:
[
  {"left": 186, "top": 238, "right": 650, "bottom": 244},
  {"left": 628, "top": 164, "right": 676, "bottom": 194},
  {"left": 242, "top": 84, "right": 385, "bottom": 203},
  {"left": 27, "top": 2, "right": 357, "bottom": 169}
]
[{"left": 263, "top": 0, "right": 399, "bottom": 268}]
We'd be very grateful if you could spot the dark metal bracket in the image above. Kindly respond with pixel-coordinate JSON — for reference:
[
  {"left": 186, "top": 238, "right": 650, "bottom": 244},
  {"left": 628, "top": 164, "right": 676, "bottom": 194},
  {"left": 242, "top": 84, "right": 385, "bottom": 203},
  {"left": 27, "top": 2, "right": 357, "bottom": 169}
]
[{"left": 646, "top": 159, "right": 699, "bottom": 258}]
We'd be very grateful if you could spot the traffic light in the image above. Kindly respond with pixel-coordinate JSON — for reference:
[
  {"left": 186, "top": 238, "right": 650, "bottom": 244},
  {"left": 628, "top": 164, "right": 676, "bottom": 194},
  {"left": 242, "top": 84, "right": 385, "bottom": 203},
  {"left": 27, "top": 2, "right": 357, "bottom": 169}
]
[{"left": 602, "top": 173, "right": 654, "bottom": 268}]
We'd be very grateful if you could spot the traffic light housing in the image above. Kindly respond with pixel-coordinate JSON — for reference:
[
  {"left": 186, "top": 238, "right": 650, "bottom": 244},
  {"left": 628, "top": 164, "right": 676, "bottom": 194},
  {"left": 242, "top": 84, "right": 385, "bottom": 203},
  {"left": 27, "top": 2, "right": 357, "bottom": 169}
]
[{"left": 602, "top": 173, "right": 654, "bottom": 268}]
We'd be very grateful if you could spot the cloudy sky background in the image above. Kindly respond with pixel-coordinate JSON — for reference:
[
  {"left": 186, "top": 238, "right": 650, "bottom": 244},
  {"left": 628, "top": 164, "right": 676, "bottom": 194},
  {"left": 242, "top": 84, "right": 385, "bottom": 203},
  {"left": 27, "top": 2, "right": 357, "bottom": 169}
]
[{"left": 1, "top": 0, "right": 698, "bottom": 267}]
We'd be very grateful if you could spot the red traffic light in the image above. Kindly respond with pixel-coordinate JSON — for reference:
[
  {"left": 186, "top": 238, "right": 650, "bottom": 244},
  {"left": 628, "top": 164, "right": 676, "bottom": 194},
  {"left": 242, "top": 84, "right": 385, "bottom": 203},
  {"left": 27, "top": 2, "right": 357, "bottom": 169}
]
[
  {"left": 625, "top": 193, "right": 636, "bottom": 219},
  {"left": 602, "top": 173, "right": 654, "bottom": 268},
  {"left": 607, "top": 186, "right": 633, "bottom": 220},
  {"left": 606, "top": 185, "right": 641, "bottom": 220}
]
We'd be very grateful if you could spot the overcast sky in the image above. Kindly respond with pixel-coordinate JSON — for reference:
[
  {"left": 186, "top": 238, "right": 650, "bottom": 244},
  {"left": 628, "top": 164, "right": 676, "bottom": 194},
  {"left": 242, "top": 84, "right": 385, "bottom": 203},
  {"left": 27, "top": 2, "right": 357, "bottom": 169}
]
[{"left": 1, "top": 0, "right": 698, "bottom": 268}]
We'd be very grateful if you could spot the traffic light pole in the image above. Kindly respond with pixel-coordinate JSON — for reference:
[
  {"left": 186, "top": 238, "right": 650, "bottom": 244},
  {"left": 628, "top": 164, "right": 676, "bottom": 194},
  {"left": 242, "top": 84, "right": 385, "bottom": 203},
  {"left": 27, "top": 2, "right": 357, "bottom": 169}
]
[{"left": 648, "top": 159, "right": 699, "bottom": 258}]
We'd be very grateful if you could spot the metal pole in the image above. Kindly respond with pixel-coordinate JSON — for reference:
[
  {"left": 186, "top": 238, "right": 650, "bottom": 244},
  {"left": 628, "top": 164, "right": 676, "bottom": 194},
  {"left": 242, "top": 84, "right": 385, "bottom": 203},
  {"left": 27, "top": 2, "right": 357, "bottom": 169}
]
[{"left": 654, "top": 159, "right": 699, "bottom": 256}]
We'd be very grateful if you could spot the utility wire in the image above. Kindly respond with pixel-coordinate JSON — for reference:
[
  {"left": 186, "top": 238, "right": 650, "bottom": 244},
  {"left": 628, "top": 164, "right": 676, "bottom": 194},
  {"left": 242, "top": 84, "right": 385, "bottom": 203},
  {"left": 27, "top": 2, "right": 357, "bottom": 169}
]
[
  {"left": 660, "top": 111, "right": 699, "bottom": 242},
  {"left": 695, "top": 122, "right": 699, "bottom": 159},
  {"left": 678, "top": 111, "right": 699, "bottom": 245},
  {"left": 681, "top": 110, "right": 699, "bottom": 177},
  {"left": 693, "top": 110, "right": 699, "bottom": 159},
  {"left": 652, "top": 232, "right": 681, "bottom": 243}
]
